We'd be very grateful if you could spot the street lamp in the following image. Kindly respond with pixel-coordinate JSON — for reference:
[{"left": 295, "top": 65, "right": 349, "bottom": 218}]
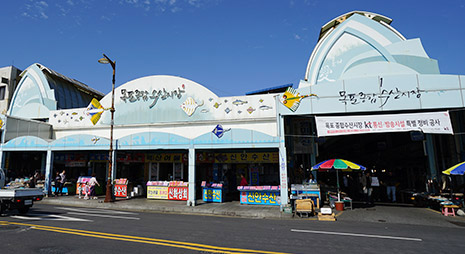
[{"left": 98, "top": 53, "right": 116, "bottom": 203}]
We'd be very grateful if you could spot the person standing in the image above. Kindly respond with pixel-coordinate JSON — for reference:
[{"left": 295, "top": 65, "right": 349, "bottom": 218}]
[
  {"left": 385, "top": 171, "right": 397, "bottom": 202},
  {"left": 240, "top": 174, "right": 248, "bottom": 186},
  {"left": 54, "top": 172, "right": 61, "bottom": 196},
  {"left": 361, "top": 172, "right": 373, "bottom": 205},
  {"left": 58, "top": 170, "right": 66, "bottom": 196},
  {"left": 88, "top": 173, "right": 100, "bottom": 199}
]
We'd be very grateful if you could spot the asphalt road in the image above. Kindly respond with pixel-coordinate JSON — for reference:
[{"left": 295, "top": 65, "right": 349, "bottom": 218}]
[{"left": 0, "top": 204, "right": 464, "bottom": 253}]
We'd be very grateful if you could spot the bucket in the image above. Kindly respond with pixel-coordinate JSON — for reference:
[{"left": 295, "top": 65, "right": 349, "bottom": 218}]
[{"left": 335, "top": 201, "right": 344, "bottom": 211}]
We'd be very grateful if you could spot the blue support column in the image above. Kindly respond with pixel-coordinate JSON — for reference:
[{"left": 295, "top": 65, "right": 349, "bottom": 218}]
[
  {"left": 425, "top": 134, "right": 438, "bottom": 192},
  {"left": 278, "top": 114, "right": 289, "bottom": 209},
  {"left": 45, "top": 149, "right": 53, "bottom": 196},
  {"left": 187, "top": 147, "right": 196, "bottom": 206},
  {"left": 111, "top": 149, "right": 116, "bottom": 181},
  {"left": 0, "top": 149, "right": 4, "bottom": 170}
]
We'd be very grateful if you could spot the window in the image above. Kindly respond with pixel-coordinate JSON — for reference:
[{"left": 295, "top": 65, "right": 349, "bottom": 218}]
[
  {"left": 0, "top": 86, "right": 5, "bottom": 100},
  {"left": 1, "top": 77, "right": 8, "bottom": 84}
]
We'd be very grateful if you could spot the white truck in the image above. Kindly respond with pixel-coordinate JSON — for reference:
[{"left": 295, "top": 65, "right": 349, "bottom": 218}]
[{"left": 0, "top": 168, "right": 44, "bottom": 214}]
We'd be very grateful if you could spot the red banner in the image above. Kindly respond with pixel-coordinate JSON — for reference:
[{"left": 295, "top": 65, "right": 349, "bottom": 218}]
[
  {"left": 168, "top": 187, "right": 188, "bottom": 201},
  {"left": 114, "top": 184, "right": 128, "bottom": 198}
]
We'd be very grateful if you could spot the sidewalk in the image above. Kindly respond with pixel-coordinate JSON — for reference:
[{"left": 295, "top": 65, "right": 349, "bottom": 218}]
[
  {"left": 40, "top": 195, "right": 288, "bottom": 219},
  {"left": 336, "top": 202, "right": 465, "bottom": 228},
  {"left": 40, "top": 196, "right": 465, "bottom": 227}
]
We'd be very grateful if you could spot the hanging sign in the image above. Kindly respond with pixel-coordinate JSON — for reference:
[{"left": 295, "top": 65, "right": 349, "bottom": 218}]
[
  {"left": 146, "top": 153, "right": 184, "bottom": 163},
  {"left": 214, "top": 152, "right": 279, "bottom": 163},
  {"left": 315, "top": 111, "right": 453, "bottom": 137}
]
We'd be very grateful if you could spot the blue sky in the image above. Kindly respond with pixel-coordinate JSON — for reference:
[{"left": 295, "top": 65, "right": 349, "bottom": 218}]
[{"left": 1, "top": 0, "right": 464, "bottom": 96}]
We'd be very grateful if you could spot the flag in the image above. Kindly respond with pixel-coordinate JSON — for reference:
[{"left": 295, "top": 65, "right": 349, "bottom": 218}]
[
  {"left": 279, "top": 87, "right": 317, "bottom": 112},
  {"left": 86, "top": 98, "right": 104, "bottom": 125},
  {"left": 212, "top": 124, "right": 230, "bottom": 138}
]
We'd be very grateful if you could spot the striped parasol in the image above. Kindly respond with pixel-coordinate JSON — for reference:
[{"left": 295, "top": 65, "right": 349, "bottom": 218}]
[{"left": 312, "top": 159, "right": 366, "bottom": 201}]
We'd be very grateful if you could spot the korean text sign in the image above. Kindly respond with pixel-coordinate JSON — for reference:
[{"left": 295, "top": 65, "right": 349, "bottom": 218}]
[
  {"left": 315, "top": 111, "right": 453, "bottom": 137},
  {"left": 240, "top": 191, "right": 280, "bottom": 206},
  {"left": 203, "top": 188, "right": 223, "bottom": 203}
]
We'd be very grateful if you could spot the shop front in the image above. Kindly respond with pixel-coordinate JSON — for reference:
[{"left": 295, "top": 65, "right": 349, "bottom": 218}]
[
  {"left": 51, "top": 151, "right": 108, "bottom": 196},
  {"left": 276, "top": 11, "right": 465, "bottom": 210},
  {"left": 196, "top": 150, "right": 280, "bottom": 203}
]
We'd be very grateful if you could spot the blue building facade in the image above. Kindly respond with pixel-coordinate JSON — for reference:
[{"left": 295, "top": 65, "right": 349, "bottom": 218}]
[
  {"left": 1, "top": 11, "right": 464, "bottom": 208},
  {"left": 277, "top": 11, "right": 465, "bottom": 196}
]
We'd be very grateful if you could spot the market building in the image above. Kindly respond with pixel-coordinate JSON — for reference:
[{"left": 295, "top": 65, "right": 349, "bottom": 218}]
[
  {"left": 279, "top": 11, "right": 465, "bottom": 201},
  {"left": 1, "top": 65, "right": 284, "bottom": 205},
  {"left": 1, "top": 11, "right": 464, "bottom": 209}
]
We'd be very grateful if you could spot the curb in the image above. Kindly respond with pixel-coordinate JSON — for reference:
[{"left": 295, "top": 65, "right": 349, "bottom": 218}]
[{"left": 39, "top": 198, "right": 292, "bottom": 220}]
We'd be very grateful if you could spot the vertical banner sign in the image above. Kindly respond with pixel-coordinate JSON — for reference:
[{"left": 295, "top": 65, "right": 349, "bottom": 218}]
[
  {"left": 250, "top": 166, "right": 259, "bottom": 186},
  {"left": 315, "top": 111, "right": 453, "bottom": 137},
  {"left": 212, "top": 164, "right": 219, "bottom": 182}
]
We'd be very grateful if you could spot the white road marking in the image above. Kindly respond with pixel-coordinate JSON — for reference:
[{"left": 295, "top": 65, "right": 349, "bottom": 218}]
[
  {"left": 66, "top": 212, "right": 140, "bottom": 220},
  {"left": 291, "top": 229, "right": 422, "bottom": 242},
  {"left": 11, "top": 214, "right": 91, "bottom": 222},
  {"left": 55, "top": 207, "right": 138, "bottom": 215}
]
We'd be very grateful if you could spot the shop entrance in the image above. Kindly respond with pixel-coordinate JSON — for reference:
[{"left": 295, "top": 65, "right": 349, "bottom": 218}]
[
  {"left": 4, "top": 151, "right": 46, "bottom": 182},
  {"left": 313, "top": 132, "right": 428, "bottom": 202},
  {"left": 148, "top": 162, "right": 186, "bottom": 182},
  {"left": 195, "top": 149, "right": 280, "bottom": 202}
]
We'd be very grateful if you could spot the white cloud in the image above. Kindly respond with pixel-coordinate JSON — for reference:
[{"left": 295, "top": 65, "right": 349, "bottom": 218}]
[
  {"left": 22, "top": 0, "right": 50, "bottom": 20},
  {"left": 294, "top": 34, "right": 301, "bottom": 40},
  {"left": 124, "top": 0, "right": 213, "bottom": 13},
  {"left": 39, "top": 1, "right": 48, "bottom": 7},
  {"left": 40, "top": 11, "right": 49, "bottom": 19}
]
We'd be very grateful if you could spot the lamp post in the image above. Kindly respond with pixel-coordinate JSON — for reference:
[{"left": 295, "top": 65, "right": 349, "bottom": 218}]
[{"left": 98, "top": 53, "right": 116, "bottom": 203}]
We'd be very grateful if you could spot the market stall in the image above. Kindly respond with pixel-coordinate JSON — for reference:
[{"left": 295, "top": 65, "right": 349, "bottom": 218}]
[
  {"left": 146, "top": 181, "right": 188, "bottom": 201},
  {"left": 202, "top": 181, "right": 224, "bottom": 203},
  {"left": 290, "top": 183, "right": 321, "bottom": 209},
  {"left": 237, "top": 185, "right": 280, "bottom": 206},
  {"left": 114, "top": 178, "right": 129, "bottom": 199}
]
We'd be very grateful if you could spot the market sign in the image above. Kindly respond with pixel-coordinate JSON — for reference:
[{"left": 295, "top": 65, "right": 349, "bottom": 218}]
[
  {"left": 214, "top": 152, "right": 279, "bottom": 163},
  {"left": 240, "top": 191, "right": 280, "bottom": 206},
  {"left": 315, "top": 111, "right": 453, "bottom": 137},
  {"left": 146, "top": 153, "right": 184, "bottom": 163},
  {"left": 168, "top": 187, "right": 188, "bottom": 200},
  {"left": 203, "top": 188, "right": 223, "bottom": 203},
  {"left": 147, "top": 186, "right": 169, "bottom": 199}
]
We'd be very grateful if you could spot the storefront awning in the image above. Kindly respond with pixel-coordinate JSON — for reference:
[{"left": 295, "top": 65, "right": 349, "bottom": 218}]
[{"left": 315, "top": 111, "right": 453, "bottom": 137}]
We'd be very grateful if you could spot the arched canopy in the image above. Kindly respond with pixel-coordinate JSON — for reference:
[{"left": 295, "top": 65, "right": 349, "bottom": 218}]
[
  {"left": 8, "top": 63, "right": 104, "bottom": 120},
  {"left": 303, "top": 12, "right": 439, "bottom": 87}
]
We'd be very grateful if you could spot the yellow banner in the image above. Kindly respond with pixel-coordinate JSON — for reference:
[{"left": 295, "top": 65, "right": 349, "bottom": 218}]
[
  {"left": 146, "top": 153, "right": 184, "bottom": 163},
  {"left": 215, "top": 152, "right": 278, "bottom": 163},
  {"left": 147, "top": 186, "right": 169, "bottom": 199}
]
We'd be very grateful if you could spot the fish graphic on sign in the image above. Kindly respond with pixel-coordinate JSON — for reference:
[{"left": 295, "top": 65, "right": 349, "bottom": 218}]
[
  {"left": 85, "top": 98, "right": 105, "bottom": 125},
  {"left": 181, "top": 97, "right": 204, "bottom": 116},
  {"left": 280, "top": 87, "right": 317, "bottom": 112},
  {"left": 212, "top": 124, "right": 231, "bottom": 138},
  {"left": 232, "top": 99, "right": 248, "bottom": 106}
]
